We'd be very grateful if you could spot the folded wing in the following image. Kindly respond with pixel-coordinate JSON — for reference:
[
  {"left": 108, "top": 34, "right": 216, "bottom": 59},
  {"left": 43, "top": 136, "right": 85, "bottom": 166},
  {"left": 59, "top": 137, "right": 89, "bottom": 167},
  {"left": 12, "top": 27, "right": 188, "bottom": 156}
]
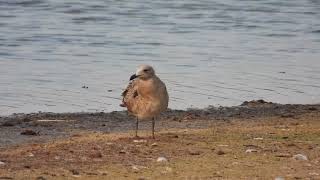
[{"left": 120, "top": 80, "right": 139, "bottom": 113}]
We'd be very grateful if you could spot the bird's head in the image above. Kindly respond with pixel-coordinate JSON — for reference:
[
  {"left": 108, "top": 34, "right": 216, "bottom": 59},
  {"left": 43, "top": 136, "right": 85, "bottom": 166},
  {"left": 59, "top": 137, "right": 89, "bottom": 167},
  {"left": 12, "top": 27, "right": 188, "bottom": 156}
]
[{"left": 130, "top": 65, "right": 155, "bottom": 81}]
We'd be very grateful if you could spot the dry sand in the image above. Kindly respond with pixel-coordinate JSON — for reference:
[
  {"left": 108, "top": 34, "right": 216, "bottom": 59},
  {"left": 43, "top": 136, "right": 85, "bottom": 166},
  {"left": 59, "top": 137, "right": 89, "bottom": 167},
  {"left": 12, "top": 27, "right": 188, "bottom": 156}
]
[{"left": 0, "top": 100, "right": 319, "bottom": 179}]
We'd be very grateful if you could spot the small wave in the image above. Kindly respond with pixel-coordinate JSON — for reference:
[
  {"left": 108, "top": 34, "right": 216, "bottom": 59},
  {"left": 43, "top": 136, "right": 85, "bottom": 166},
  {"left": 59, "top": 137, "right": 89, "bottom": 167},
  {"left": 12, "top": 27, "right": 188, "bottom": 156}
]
[
  {"left": 311, "top": 30, "right": 320, "bottom": 33},
  {"left": 72, "top": 16, "right": 114, "bottom": 23},
  {"left": 0, "top": 0, "right": 45, "bottom": 6},
  {"left": 264, "top": 33, "right": 296, "bottom": 37}
]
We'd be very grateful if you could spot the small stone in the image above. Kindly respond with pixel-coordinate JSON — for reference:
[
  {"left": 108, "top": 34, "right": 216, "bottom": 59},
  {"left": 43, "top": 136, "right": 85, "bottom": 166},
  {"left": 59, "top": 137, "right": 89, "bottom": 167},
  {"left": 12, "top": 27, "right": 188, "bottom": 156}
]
[
  {"left": 231, "top": 162, "right": 239, "bottom": 165},
  {"left": 133, "top": 139, "right": 147, "bottom": 143},
  {"left": 131, "top": 165, "right": 146, "bottom": 173},
  {"left": 132, "top": 165, "right": 139, "bottom": 172},
  {"left": 70, "top": 169, "right": 80, "bottom": 175},
  {"left": 151, "top": 143, "right": 158, "bottom": 147},
  {"left": 253, "top": 137, "right": 263, "bottom": 140},
  {"left": 275, "top": 153, "right": 291, "bottom": 158},
  {"left": 275, "top": 177, "right": 285, "bottom": 180},
  {"left": 157, "top": 157, "right": 168, "bottom": 162},
  {"left": 293, "top": 154, "right": 308, "bottom": 161},
  {"left": 85, "top": 172, "right": 98, "bottom": 176},
  {"left": 21, "top": 129, "right": 39, "bottom": 136},
  {"left": 54, "top": 156, "right": 60, "bottom": 160},
  {"left": 304, "top": 163, "right": 312, "bottom": 167},
  {"left": 172, "top": 135, "right": 179, "bottom": 138},
  {"left": 0, "top": 161, "right": 5, "bottom": 165},
  {"left": 218, "top": 144, "right": 228, "bottom": 147},
  {"left": 308, "top": 107, "right": 317, "bottom": 111},
  {"left": 188, "top": 149, "right": 202, "bottom": 155},
  {"left": 27, "top": 153, "right": 35, "bottom": 157},
  {"left": 97, "top": 170, "right": 108, "bottom": 175},
  {"left": 36, "top": 176, "right": 46, "bottom": 180},
  {"left": 119, "top": 150, "right": 126, "bottom": 154},
  {"left": 309, "top": 172, "right": 319, "bottom": 176},
  {"left": 245, "top": 149, "right": 258, "bottom": 153},
  {"left": 216, "top": 150, "right": 225, "bottom": 155},
  {"left": 89, "top": 151, "right": 103, "bottom": 158}
]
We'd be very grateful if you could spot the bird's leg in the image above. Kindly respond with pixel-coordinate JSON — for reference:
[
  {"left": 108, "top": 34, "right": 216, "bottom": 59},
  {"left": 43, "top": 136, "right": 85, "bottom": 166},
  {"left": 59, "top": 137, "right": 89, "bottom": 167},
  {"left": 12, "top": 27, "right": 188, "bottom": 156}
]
[
  {"left": 135, "top": 117, "right": 139, "bottom": 138},
  {"left": 152, "top": 117, "right": 155, "bottom": 139}
]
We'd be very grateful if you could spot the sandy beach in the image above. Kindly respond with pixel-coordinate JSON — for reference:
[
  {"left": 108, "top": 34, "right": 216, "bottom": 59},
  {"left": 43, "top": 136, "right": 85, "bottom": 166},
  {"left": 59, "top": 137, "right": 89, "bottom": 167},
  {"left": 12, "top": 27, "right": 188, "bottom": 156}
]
[{"left": 0, "top": 100, "right": 319, "bottom": 179}]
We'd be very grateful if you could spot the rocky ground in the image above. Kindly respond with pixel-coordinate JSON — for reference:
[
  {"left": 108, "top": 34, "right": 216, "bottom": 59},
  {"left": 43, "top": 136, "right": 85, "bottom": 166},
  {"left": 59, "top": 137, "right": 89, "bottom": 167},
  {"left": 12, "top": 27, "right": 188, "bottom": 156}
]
[{"left": 0, "top": 100, "right": 319, "bottom": 179}]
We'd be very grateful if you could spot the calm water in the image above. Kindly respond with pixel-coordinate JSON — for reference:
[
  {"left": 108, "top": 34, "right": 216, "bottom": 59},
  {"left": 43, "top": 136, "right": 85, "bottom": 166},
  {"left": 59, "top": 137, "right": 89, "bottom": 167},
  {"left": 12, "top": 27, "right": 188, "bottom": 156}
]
[{"left": 0, "top": 0, "right": 320, "bottom": 115}]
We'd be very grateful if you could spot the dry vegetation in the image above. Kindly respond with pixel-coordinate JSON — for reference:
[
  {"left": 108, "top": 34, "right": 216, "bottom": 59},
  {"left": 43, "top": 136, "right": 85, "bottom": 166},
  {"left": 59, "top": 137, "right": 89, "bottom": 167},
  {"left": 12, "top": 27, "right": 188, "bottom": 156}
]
[{"left": 0, "top": 112, "right": 320, "bottom": 179}]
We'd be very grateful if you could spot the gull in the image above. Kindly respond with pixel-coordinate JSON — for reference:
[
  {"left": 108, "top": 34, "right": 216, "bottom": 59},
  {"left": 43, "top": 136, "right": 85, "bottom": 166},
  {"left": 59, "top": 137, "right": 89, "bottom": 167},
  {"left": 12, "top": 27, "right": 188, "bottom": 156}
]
[{"left": 120, "top": 65, "right": 169, "bottom": 138}]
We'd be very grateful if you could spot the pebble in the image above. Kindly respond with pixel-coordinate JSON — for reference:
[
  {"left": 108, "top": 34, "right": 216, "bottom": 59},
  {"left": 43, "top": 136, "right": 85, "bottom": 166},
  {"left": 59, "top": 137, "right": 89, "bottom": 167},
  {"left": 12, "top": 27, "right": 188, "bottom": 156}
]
[
  {"left": 309, "top": 172, "right": 319, "bottom": 176},
  {"left": 157, "top": 157, "right": 168, "bottom": 162},
  {"left": 133, "top": 139, "right": 147, "bottom": 143},
  {"left": 89, "top": 151, "right": 103, "bottom": 158},
  {"left": 70, "top": 169, "right": 80, "bottom": 175},
  {"left": 245, "top": 149, "right": 258, "bottom": 153},
  {"left": 292, "top": 154, "right": 308, "bottom": 161},
  {"left": 27, "top": 153, "right": 35, "bottom": 157},
  {"left": 131, "top": 165, "right": 147, "bottom": 173},
  {"left": 216, "top": 150, "right": 225, "bottom": 155},
  {"left": 97, "top": 170, "right": 108, "bottom": 176},
  {"left": 188, "top": 149, "right": 202, "bottom": 155},
  {"left": 0, "top": 161, "right": 5, "bottom": 165},
  {"left": 151, "top": 143, "right": 158, "bottom": 147},
  {"left": 21, "top": 129, "right": 39, "bottom": 136},
  {"left": 275, "top": 153, "right": 291, "bottom": 158},
  {"left": 132, "top": 165, "right": 140, "bottom": 172},
  {"left": 36, "top": 176, "right": 46, "bottom": 180},
  {"left": 275, "top": 177, "right": 285, "bottom": 180},
  {"left": 218, "top": 144, "right": 229, "bottom": 147},
  {"left": 231, "top": 162, "right": 239, "bottom": 165},
  {"left": 253, "top": 137, "right": 263, "bottom": 140}
]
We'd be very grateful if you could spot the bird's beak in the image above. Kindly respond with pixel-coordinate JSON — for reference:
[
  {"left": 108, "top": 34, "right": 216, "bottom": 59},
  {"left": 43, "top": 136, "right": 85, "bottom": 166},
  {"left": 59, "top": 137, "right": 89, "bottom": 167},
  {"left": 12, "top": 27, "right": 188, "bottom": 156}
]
[{"left": 130, "top": 74, "right": 138, "bottom": 80}]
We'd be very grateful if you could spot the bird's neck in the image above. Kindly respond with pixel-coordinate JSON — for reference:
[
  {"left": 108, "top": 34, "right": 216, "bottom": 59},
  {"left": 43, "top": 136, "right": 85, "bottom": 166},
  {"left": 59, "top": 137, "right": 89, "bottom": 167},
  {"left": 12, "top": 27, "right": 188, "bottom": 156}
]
[{"left": 137, "top": 77, "right": 160, "bottom": 97}]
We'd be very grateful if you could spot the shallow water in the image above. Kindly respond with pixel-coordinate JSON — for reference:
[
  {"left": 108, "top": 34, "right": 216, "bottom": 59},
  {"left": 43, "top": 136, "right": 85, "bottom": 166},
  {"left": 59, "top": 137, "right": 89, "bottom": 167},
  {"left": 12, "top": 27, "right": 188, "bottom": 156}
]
[{"left": 0, "top": 0, "right": 320, "bottom": 115}]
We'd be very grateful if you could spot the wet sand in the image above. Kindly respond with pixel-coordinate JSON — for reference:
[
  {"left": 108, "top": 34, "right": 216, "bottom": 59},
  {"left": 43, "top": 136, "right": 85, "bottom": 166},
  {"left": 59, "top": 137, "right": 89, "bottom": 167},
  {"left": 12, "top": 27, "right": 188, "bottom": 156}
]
[{"left": 0, "top": 100, "right": 319, "bottom": 179}]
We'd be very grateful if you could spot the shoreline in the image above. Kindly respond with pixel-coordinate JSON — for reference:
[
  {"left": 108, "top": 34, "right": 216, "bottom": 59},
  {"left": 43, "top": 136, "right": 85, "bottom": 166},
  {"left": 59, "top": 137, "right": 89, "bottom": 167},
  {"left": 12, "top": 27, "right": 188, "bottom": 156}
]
[
  {"left": 0, "top": 100, "right": 319, "bottom": 148},
  {"left": 0, "top": 100, "right": 319, "bottom": 179}
]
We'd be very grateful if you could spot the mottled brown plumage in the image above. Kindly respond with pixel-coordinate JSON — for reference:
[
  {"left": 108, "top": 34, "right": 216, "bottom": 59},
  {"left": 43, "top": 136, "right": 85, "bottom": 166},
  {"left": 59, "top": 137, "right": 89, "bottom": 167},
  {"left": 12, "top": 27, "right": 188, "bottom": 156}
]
[{"left": 120, "top": 65, "right": 169, "bottom": 138}]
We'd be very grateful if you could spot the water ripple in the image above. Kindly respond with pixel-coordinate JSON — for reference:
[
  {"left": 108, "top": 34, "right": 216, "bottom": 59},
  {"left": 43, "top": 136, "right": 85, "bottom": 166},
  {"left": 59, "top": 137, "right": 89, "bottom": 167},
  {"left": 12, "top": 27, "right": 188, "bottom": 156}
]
[{"left": 0, "top": 0, "right": 319, "bottom": 115}]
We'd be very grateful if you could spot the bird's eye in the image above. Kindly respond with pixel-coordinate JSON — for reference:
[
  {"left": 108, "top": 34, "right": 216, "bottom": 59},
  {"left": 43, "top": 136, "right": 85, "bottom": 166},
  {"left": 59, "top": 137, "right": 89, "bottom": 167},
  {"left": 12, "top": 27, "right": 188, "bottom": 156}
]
[{"left": 143, "top": 69, "right": 149, "bottom": 72}]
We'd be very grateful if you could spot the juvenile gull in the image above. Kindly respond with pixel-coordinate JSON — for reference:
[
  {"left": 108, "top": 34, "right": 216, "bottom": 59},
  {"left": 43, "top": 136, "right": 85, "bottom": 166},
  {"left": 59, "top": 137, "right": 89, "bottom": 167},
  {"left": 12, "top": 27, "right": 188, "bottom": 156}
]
[{"left": 120, "top": 65, "right": 169, "bottom": 138}]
